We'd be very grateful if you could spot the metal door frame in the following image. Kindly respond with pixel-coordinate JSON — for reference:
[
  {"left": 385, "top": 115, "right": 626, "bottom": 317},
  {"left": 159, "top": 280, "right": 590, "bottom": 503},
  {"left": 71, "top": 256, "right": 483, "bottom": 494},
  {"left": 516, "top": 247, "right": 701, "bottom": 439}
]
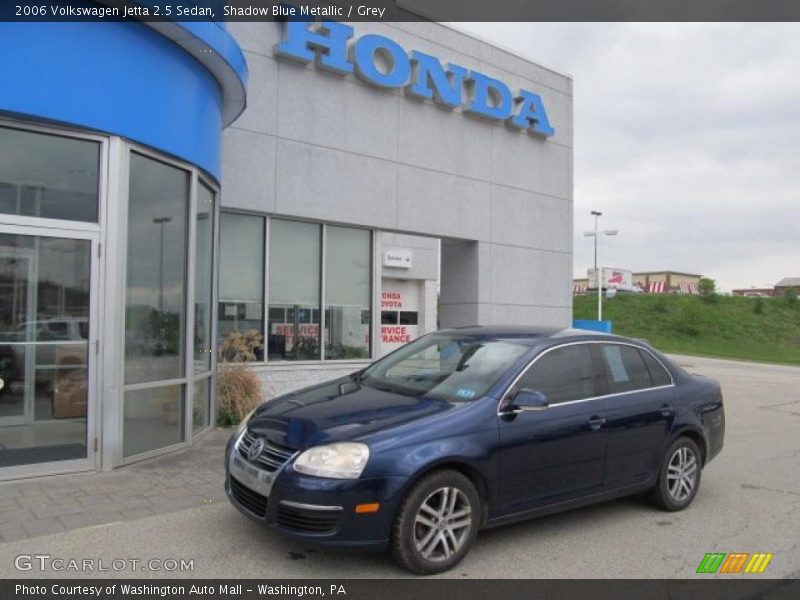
[{"left": 0, "top": 222, "right": 101, "bottom": 478}]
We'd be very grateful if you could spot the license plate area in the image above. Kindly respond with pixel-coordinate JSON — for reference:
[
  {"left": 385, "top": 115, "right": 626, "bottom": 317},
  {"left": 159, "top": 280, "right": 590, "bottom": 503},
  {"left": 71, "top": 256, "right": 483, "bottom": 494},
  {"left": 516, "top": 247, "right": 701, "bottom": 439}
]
[{"left": 229, "top": 453, "right": 276, "bottom": 497}]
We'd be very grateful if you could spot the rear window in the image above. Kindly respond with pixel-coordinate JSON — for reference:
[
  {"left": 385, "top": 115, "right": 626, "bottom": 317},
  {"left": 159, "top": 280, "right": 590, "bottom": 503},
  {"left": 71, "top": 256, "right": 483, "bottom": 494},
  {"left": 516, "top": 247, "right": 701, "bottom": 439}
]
[
  {"left": 599, "top": 344, "right": 652, "bottom": 394},
  {"left": 639, "top": 349, "right": 672, "bottom": 387}
]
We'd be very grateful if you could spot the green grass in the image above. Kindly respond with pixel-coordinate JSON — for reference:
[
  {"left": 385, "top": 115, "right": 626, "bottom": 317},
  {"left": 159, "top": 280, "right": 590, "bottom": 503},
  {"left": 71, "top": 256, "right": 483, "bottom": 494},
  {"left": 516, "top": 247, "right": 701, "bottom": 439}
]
[{"left": 573, "top": 293, "right": 800, "bottom": 365}]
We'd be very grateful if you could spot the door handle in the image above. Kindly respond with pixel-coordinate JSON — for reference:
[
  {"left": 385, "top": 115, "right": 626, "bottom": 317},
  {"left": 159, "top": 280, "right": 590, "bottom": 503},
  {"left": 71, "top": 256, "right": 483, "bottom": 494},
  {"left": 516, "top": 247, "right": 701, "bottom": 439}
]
[
  {"left": 588, "top": 415, "right": 606, "bottom": 430},
  {"left": 660, "top": 404, "right": 674, "bottom": 417}
]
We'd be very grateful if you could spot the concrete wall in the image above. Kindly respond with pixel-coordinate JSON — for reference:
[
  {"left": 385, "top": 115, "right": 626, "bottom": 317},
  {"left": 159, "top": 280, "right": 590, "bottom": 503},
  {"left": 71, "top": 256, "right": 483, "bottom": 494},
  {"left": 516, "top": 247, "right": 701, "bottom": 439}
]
[{"left": 223, "top": 21, "right": 573, "bottom": 328}]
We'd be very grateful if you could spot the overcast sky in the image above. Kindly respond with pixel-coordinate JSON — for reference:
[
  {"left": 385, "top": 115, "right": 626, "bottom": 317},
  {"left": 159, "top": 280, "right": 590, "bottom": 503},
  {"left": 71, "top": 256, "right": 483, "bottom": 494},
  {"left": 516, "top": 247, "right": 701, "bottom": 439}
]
[{"left": 459, "top": 23, "right": 800, "bottom": 292}]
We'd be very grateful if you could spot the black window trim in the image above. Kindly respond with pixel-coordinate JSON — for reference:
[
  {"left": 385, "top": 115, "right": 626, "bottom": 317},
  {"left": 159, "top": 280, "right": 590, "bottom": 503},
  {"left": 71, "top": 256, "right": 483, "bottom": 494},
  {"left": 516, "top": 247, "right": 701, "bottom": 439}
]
[{"left": 497, "top": 340, "right": 676, "bottom": 415}]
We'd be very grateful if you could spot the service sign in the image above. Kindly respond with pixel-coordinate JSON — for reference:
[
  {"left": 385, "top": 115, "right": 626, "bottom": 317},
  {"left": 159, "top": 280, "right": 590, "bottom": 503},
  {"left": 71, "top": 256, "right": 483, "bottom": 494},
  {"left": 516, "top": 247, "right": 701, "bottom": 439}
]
[{"left": 383, "top": 249, "right": 413, "bottom": 269}]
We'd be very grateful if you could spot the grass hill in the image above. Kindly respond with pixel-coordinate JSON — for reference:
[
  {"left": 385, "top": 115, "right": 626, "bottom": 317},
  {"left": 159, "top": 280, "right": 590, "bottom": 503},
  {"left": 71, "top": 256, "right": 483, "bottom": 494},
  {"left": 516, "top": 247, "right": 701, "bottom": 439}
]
[{"left": 573, "top": 293, "right": 800, "bottom": 365}]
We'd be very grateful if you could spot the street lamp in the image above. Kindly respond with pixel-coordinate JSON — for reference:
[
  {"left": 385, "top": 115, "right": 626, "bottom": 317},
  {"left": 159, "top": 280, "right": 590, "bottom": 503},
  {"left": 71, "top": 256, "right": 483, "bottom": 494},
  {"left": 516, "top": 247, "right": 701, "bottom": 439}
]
[
  {"left": 583, "top": 211, "right": 618, "bottom": 322},
  {"left": 153, "top": 217, "right": 172, "bottom": 312}
]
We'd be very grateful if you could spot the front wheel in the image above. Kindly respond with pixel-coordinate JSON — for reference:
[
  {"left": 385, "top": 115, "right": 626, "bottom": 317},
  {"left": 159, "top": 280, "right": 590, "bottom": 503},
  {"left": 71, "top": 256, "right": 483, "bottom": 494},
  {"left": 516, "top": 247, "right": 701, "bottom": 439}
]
[
  {"left": 390, "top": 470, "right": 481, "bottom": 575},
  {"left": 649, "top": 437, "right": 703, "bottom": 511}
]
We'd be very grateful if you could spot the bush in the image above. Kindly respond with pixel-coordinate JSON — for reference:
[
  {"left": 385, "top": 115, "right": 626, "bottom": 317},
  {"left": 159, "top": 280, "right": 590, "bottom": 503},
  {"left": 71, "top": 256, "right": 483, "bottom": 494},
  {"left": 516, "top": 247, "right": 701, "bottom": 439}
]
[
  {"left": 753, "top": 297, "right": 765, "bottom": 315},
  {"left": 698, "top": 277, "right": 719, "bottom": 303},
  {"left": 217, "top": 366, "right": 263, "bottom": 427},
  {"left": 218, "top": 329, "right": 264, "bottom": 362},
  {"left": 217, "top": 330, "right": 265, "bottom": 426},
  {"left": 784, "top": 288, "right": 798, "bottom": 305}
]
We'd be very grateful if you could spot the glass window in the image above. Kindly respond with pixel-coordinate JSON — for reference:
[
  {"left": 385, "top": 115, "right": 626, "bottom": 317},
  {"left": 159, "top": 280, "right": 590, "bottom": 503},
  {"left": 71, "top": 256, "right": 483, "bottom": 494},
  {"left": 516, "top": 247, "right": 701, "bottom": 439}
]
[
  {"left": 268, "top": 220, "right": 321, "bottom": 361},
  {"left": 192, "top": 377, "right": 211, "bottom": 433},
  {"left": 325, "top": 226, "right": 371, "bottom": 359},
  {"left": 194, "top": 183, "right": 215, "bottom": 373},
  {"left": 362, "top": 333, "right": 529, "bottom": 402},
  {"left": 381, "top": 311, "right": 398, "bottom": 325},
  {"left": 123, "top": 385, "right": 184, "bottom": 457},
  {"left": 0, "top": 126, "right": 99, "bottom": 222},
  {"left": 599, "top": 344, "right": 652, "bottom": 394},
  {"left": 519, "top": 345, "right": 595, "bottom": 404},
  {"left": 124, "top": 153, "right": 189, "bottom": 384},
  {"left": 639, "top": 349, "right": 672, "bottom": 387},
  {"left": 399, "top": 311, "right": 418, "bottom": 325},
  {"left": 218, "top": 213, "right": 264, "bottom": 361}
]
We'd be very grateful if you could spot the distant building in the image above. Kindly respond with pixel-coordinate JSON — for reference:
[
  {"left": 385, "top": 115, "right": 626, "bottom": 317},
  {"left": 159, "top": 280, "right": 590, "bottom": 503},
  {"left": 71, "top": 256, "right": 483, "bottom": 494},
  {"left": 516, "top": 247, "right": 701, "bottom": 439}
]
[
  {"left": 574, "top": 270, "right": 702, "bottom": 294},
  {"left": 774, "top": 277, "right": 800, "bottom": 294},
  {"left": 731, "top": 288, "right": 774, "bottom": 297},
  {"left": 732, "top": 278, "right": 800, "bottom": 297}
]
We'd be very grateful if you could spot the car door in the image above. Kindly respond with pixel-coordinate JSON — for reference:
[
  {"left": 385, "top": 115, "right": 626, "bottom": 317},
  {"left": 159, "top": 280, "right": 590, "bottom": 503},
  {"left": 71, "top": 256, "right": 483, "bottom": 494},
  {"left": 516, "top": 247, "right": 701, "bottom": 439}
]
[
  {"left": 497, "top": 343, "right": 607, "bottom": 515},
  {"left": 595, "top": 343, "right": 676, "bottom": 490}
]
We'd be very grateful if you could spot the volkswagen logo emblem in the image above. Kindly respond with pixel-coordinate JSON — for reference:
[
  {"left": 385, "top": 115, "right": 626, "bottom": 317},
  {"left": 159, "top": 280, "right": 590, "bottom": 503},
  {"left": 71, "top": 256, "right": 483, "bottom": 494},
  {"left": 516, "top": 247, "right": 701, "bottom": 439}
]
[{"left": 247, "top": 437, "right": 265, "bottom": 461}]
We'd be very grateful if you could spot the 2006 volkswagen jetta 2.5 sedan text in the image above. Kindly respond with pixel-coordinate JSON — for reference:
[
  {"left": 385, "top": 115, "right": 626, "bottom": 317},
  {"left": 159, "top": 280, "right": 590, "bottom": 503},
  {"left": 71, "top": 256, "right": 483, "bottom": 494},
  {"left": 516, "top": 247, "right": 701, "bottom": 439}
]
[{"left": 225, "top": 327, "right": 725, "bottom": 574}]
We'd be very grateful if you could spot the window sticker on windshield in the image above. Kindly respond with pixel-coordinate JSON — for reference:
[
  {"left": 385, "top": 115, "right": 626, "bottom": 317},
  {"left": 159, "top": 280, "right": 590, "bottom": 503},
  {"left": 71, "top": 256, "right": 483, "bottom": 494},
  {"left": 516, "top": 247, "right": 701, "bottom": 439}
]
[
  {"left": 603, "top": 346, "right": 630, "bottom": 382},
  {"left": 456, "top": 388, "right": 477, "bottom": 398}
]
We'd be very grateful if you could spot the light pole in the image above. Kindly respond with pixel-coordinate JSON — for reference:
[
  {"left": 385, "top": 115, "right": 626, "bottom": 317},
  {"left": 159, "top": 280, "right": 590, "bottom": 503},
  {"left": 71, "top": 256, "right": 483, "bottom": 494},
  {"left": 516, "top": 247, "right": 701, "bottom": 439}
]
[
  {"left": 583, "top": 211, "right": 618, "bottom": 322},
  {"left": 153, "top": 217, "right": 172, "bottom": 312}
]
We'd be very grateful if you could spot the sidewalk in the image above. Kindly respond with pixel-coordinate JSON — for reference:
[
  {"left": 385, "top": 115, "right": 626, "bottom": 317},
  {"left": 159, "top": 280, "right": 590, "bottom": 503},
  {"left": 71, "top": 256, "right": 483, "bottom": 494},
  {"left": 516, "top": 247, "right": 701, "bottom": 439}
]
[{"left": 0, "top": 429, "right": 231, "bottom": 543}]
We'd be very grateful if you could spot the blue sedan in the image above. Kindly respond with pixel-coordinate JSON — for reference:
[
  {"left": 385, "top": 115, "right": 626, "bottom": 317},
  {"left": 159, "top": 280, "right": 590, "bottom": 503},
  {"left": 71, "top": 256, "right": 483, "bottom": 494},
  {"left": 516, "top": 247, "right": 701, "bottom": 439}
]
[{"left": 225, "top": 327, "right": 725, "bottom": 574}]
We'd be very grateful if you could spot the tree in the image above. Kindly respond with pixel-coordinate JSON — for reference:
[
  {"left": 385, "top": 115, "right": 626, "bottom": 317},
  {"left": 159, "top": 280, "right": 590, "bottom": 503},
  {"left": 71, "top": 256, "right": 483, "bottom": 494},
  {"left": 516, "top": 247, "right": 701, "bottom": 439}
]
[
  {"left": 784, "top": 287, "right": 798, "bottom": 305},
  {"left": 698, "top": 277, "right": 716, "bottom": 296}
]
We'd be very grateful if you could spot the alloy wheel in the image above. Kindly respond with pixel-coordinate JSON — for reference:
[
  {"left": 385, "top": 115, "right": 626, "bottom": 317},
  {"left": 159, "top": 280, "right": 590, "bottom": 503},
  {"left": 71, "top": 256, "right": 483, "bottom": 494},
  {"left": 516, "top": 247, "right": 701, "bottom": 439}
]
[
  {"left": 413, "top": 486, "right": 473, "bottom": 562},
  {"left": 667, "top": 446, "right": 698, "bottom": 502}
]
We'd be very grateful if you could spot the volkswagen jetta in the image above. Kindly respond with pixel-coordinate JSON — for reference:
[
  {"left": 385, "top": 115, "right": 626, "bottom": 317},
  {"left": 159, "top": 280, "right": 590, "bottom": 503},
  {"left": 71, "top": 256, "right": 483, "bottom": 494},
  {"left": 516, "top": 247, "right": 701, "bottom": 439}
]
[{"left": 225, "top": 327, "right": 725, "bottom": 574}]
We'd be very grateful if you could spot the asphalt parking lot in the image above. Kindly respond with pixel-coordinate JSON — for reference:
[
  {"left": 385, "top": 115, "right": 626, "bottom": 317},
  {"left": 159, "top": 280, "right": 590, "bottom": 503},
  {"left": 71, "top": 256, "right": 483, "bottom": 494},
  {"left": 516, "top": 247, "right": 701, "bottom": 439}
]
[{"left": 0, "top": 355, "right": 798, "bottom": 579}]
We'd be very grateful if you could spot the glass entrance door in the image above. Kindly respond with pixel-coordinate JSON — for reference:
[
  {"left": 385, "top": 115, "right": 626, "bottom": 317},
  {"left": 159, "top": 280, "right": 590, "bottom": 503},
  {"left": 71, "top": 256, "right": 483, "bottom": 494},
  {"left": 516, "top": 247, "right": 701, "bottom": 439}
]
[{"left": 0, "top": 227, "right": 96, "bottom": 470}]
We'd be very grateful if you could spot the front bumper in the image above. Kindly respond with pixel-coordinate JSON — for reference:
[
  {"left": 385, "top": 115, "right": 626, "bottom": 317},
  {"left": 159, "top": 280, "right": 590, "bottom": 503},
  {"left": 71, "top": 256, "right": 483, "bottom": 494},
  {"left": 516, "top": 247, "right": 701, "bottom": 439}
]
[{"left": 224, "top": 433, "right": 408, "bottom": 551}]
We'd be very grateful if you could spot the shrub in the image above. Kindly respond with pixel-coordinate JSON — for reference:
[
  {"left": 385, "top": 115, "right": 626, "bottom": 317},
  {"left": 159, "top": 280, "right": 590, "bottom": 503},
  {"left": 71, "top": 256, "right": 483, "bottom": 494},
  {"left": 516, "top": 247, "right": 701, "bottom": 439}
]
[
  {"left": 217, "top": 366, "right": 263, "bottom": 427},
  {"left": 216, "top": 330, "right": 265, "bottom": 426},
  {"left": 218, "top": 329, "right": 263, "bottom": 362},
  {"left": 753, "top": 297, "right": 765, "bottom": 315},
  {"left": 698, "top": 277, "right": 719, "bottom": 304},
  {"left": 784, "top": 288, "right": 798, "bottom": 305},
  {"left": 653, "top": 297, "right": 670, "bottom": 314}
]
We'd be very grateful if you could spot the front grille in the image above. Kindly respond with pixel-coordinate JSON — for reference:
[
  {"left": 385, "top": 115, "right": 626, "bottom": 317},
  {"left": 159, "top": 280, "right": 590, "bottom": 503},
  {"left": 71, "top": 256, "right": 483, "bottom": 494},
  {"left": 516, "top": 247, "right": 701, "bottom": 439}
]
[
  {"left": 238, "top": 430, "right": 295, "bottom": 472},
  {"left": 229, "top": 476, "right": 268, "bottom": 518},
  {"left": 276, "top": 504, "right": 342, "bottom": 534}
]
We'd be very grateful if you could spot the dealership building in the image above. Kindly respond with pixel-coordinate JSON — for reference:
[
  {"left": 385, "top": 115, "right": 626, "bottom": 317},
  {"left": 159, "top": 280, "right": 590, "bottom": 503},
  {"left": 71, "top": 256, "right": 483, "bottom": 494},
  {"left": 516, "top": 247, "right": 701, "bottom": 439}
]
[{"left": 0, "top": 17, "right": 573, "bottom": 479}]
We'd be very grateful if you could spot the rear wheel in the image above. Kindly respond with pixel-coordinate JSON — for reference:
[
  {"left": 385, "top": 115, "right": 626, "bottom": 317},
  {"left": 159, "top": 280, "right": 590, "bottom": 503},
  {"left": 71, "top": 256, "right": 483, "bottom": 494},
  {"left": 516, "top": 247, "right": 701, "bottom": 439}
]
[
  {"left": 390, "top": 470, "right": 480, "bottom": 575},
  {"left": 649, "top": 437, "right": 702, "bottom": 511}
]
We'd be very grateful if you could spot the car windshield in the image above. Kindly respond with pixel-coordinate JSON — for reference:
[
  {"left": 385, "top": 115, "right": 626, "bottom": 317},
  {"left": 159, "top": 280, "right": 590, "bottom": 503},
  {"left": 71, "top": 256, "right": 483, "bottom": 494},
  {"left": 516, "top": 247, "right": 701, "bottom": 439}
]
[{"left": 360, "top": 333, "right": 530, "bottom": 402}]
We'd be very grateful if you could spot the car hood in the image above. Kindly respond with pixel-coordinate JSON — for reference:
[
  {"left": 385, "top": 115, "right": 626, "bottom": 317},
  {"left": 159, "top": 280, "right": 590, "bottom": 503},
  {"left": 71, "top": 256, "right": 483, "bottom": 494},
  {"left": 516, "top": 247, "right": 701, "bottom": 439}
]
[{"left": 246, "top": 378, "right": 459, "bottom": 450}]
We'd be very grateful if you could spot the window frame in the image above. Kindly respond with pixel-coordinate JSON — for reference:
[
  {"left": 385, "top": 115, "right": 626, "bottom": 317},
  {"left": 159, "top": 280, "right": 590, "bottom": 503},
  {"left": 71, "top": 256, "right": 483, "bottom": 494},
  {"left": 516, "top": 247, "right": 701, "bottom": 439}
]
[
  {"left": 118, "top": 142, "right": 220, "bottom": 464},
  {"left": 218, "top": 211, "right": 377, "bottom": 365},
  {"left": 498, "top": 340, "right": 675, "bottom": 415}
]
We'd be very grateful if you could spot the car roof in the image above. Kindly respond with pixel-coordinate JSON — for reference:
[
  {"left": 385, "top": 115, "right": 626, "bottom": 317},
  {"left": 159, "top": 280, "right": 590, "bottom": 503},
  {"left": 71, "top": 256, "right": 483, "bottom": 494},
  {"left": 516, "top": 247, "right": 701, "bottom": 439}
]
[{"left": 437, "top": 325, "right": 637, "bottom": 347}]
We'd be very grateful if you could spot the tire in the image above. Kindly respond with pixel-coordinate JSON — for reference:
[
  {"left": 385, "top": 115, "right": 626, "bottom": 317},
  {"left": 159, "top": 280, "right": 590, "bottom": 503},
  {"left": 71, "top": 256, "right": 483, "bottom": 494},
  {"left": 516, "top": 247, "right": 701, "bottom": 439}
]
[
  {"left": 390, "top": 469, "right": 481, "bottom": 575},
  {"left": 649, "top": 436, "right": 703, "bottom": 511}
]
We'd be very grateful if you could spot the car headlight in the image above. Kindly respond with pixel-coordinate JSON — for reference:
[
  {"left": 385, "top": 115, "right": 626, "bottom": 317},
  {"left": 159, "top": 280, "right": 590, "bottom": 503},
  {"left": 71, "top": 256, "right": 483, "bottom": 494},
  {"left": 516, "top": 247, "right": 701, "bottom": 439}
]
[{"left": 293, "top": 442, "right": 370, "bottom": 479}]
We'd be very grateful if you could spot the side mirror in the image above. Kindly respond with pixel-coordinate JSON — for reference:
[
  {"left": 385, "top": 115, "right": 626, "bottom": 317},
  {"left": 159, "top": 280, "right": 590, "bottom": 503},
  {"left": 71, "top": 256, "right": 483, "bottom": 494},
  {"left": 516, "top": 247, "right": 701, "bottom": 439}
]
[{"left": 509, "top": 388, "right": 549, "bottom": 412}]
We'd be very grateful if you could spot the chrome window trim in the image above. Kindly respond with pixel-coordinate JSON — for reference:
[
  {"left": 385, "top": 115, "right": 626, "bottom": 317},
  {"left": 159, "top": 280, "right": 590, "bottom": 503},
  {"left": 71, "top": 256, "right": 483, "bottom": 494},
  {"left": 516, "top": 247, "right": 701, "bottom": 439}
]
[
  {"left": 496, "top": 340, "right": 676, "bottom": 416},
  {"left": 279, "top": 500, "right": 344, "bottom": 512}
]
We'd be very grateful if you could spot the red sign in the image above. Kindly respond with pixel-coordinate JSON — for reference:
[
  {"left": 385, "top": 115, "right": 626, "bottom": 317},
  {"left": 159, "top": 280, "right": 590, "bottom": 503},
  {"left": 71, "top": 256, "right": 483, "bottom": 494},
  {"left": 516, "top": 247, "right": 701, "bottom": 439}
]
[
  {"left": 381, "top": 291, "right": 402, "bottom": 309},
  {"left": 381, "top": 325, "right": 411, "bottom": 344}
]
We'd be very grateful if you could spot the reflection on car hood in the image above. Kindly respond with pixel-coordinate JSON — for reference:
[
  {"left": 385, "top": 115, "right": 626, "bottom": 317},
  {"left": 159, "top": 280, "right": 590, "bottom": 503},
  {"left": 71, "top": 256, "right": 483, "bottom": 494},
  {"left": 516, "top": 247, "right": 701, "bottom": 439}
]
[{"left": 246, "top": 378, "right": 458, "bottom": 450}]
